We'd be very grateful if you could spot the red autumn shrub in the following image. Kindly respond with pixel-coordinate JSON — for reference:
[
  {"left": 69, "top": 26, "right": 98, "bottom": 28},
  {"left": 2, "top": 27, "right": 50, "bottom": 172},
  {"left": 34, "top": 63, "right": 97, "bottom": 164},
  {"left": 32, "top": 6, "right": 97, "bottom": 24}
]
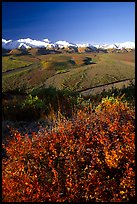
[{"left": 2, "top": 97, "right": 135, "bottom": 202}]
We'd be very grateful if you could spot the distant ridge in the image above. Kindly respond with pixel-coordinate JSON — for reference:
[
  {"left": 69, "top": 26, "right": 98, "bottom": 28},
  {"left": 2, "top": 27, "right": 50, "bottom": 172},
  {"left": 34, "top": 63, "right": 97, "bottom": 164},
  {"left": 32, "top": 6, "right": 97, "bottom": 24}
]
[{"left": 2, "top": 38, "right": 135, "bottom": 51}]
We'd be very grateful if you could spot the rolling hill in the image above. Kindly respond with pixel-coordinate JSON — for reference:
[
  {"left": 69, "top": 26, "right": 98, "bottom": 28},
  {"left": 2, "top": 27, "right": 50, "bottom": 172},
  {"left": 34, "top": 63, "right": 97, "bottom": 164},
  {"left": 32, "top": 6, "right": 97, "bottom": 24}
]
[{"left": 2, "top": 49, "right": 135, "bottom": 94}]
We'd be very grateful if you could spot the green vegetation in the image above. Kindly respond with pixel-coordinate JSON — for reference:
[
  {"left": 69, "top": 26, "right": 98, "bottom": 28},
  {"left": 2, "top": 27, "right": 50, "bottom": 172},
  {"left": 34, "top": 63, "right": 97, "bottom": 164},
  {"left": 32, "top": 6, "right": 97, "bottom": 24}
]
[
  {"left": 2, "top": 81, "right": 135, "bottom": 121},
  {"left": 2, "top": 56, "right": 32, "bottom": 72}
]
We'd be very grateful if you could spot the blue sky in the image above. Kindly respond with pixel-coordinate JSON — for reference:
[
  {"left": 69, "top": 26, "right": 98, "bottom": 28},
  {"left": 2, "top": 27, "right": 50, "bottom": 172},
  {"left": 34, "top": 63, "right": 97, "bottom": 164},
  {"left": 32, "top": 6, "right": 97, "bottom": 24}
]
[{"left": 2, "top": 2, "right": 135, "bottom": 44}]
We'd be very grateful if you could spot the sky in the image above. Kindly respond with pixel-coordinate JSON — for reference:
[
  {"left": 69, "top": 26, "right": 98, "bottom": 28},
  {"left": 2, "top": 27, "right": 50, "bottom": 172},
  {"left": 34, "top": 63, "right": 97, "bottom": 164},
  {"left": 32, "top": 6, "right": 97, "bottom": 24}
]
[{"left": 2, "top": 2, "right": 135, "bottom": 44}]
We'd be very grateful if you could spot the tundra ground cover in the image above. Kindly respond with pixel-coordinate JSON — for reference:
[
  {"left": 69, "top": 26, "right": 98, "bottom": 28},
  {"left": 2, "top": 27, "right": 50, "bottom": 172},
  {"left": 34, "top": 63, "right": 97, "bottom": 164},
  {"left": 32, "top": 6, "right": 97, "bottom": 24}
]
[
  {"left": 2, "top": 96, "right": 135, "bottom": 202},
  {"left": 2, "top": 56, "right": 33, "bottom": 72},
  {"left": 2, "top": 52, "right": 135, "bottom": 93}
]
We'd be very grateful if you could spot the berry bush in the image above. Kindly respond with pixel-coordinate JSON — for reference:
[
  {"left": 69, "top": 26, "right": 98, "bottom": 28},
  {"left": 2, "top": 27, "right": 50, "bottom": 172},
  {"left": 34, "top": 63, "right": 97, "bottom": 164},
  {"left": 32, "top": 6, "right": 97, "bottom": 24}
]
[{"left": 2, "top": 96, "right": 135, "bottom": 202}]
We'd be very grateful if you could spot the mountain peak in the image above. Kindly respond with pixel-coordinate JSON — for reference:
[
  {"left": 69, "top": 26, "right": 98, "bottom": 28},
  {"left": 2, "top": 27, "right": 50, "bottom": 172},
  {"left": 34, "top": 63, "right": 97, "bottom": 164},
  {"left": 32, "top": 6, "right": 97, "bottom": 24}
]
[
  {"left": 43, "top": 39, "right": 50, "bottom": 43},
  {"left": 2, "top": 38, "right": 135, "bottom": 51}
]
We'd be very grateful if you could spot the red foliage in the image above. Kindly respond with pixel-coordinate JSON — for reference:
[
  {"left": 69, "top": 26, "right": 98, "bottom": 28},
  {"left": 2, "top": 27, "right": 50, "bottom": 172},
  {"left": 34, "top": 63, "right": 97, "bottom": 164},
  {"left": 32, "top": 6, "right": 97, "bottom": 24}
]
[{"left": 2, "top": 98, "right": 135, "bottom": 202}]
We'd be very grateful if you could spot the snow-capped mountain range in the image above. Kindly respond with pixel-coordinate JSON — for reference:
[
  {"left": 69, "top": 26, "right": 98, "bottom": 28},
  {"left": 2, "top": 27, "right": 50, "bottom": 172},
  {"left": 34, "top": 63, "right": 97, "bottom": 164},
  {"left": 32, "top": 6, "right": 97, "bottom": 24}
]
[{"left": 2, "top": 38, "right": 135, "bottom": 50}]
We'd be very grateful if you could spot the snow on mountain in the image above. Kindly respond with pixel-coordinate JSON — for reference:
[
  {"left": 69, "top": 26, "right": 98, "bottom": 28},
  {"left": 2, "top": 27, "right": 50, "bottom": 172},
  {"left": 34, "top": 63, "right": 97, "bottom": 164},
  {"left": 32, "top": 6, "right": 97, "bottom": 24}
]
[
  {"left": 93, "top": 44, "right": 118, "bottom": 49},
  {"left": 18, "top": 43, "right": 31, "bottom": 49},
  {"left": 2, "top": 39, "right": 13, "bottom": 49},
  {"left": 76, "top": 43, "right": 97, "bottom": 51},
  {"left": 2, "top": 38, "right": 53, "bottom": 50},
  {"left": 115, "top": 42, "right": 135, "bottom": 49},
  {"left": 2, "top": 39, "right": 21, "bottom": 50},
  {"left": 17, "top": 38, "right": 34, "bottom": 44},
  {"left": 2, "top": 38, "right": 135, "bottom": 50},
  {"left": 94, "top": 42, "right": 135, "bottom": 50},
  {"left": 89, "top": 44, "right": 97, "bottom": 49},
  {"left": 43, "top": 39, "right": 50, "bottom": 43},
  {"left": 55, "top": 40, "right": 77, "bottom": 48},
  {"left": 93, "top": 44, "right": 100, "bottom": 49},
  {"left": 2, "top": 39, "right": 12, "bottom": 44},
  {"left": 76, "top": 43, "right": 89, "bottom": 47},
  {"left": 17, "top": 38, "right": 50, "bottom": 48},
  {"left": 103, "top": 44, "right": 118, "bottom": 49},
  {"left": 42, "top": 39, "right": 56, "bottom": 48}
]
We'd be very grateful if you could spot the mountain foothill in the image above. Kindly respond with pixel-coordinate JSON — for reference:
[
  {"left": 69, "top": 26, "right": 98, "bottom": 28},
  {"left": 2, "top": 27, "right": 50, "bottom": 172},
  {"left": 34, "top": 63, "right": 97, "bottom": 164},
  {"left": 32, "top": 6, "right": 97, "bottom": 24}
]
[{"left": 2, "top": 38, "right": 135, "bottom": 56}]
